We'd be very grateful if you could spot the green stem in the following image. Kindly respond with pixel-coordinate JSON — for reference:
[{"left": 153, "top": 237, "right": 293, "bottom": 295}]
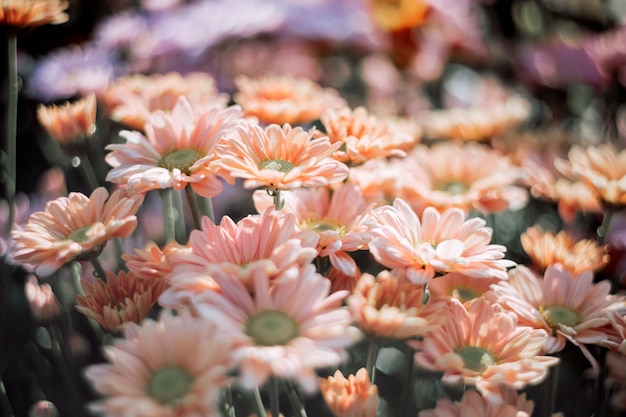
[
  {"left": 172, "top": 189, "right": 187, "bottom": 243},
  {"left": 597, "top": 207, "right": 615, "bottom": 246},
  {"left": 77, "top": 155, "right": 99, "bottom": 191},
  {"left": 69, "top": 261, "right": 85, "bottom": 296},
  {"left": 185, "top": 185, "right": 202, "bottom": 231},
  {"left": 3, "top": 30, "right": 17, "bottom": 236},
  {"left": 366, "top": 340, "right": 379, "bottom": 384},
  {"left": 0, "top": 379, "right": 13, "bottom": 417},
  {"left": 162, "top": 188, "right": 176, "bottom": 243},
  {"left": 270, "top": 190, "right": 284, "bottom": 210},
  {"left": 544, "top": 356, "right": 559, "bottom": 417},
  {"left": 201, "top": 196, "right": 215, "bottom": 224},
  {"left": 223, "top": 385, "right": 236, "bottom": 417},
  {"left": 269, "top": 377, "right": 280, "bottom": 417},
  {"left": 252, "top": 386, "right": 267, "bottom": 417},
  {"left": 285, "top": 381, "right": 307, "bottom": 417},
  {"left": 89, "top": 257, "right": 107, "bottom": 280},
  {"left": 48, "top": 325, "right": 85, "bottom": 416},
  {"left": 113, "top": 238, "right": 128, "bottom": 272}
]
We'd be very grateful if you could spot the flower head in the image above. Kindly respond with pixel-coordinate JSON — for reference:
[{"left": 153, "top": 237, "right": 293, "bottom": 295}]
[
  {"left": 84, "top": 310, "right": 234, "bottom": 417},
  {"left": 0, "top": 0, "right": 68, "bottom": 28},
  {"left": 24, "top": 275, "right": 59, "bottom": 324},
  {"left": 319, "top": 368, "right": 378, "bottom": 417},
  {"left": 105, "top": 97, "right": 244, "bottom": 197},
  {"left": 11, "top": 187, "right": 143, "bottom": 277},
  {"left": 428, "top": 272, "right": 500, "bottom": 305},
  {"left": 419, "top": 387, "right": 535, "bottom": 417}
]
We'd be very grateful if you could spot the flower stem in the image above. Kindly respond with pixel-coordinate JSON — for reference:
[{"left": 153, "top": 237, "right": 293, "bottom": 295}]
[
  {"left": 162, "top": 188, "right": 177, "bottom": 243},
  {"left": 3, "top": 30, "right": 18, "bottom": 236},
  {"left": 597, "top": 207, "right": 615, "bottom": 245},
  {"left": 544, "top": 356, "right": 559, "bottom": 417},
  {"left": 113, "top": 238, "right": 128, "bottom": 271},
  {"left": 201, "top": 196, "right": 215, "bottom": 224},
  {"left": 252, "top": 386, "right": 267, "bottom": 417},
  {"left": 185, "top": 185, "right": 202, "bottom": 230},
  {"left": 77, "top": 155, "right": 99, "bottom": 191},
  {"left": 69, "top": 261, "right": 85, "bottom": 296},
  {"left": 366, "top": 340, "right": 379, "bottom": 384},
  {"left": 89, "top": 257, "right": 106, "bottom": 280},
  {"left": 269, "top": 190, "right": 284, "bottom": 210},
  {"left": 597, "top": 348, "right": 609, "bottom": 417},
  {"left": 269, "top": 377, "right": 280, "bottom": 417},
  {"left": 285, "top": 380, "right": 307, "bottom": 417},
  {"left": 224, "top": 385, "right": 236, "bottom": 417}
]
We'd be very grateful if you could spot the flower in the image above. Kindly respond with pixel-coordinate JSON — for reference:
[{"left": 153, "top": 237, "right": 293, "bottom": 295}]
[
  {"left": 75, "top": 269, "right": 167, "bottom": 331},
  {"left": 11, "top": 187, "right": 143, "bottom": 277},
  {"left": 0, "top": 0, "right": 68, "bottom": 28},
  {"left": 24, "top": 275, "right": 59, "bottom": 323},
  {"left": 105, "top": 97, "right": 243, "bottom": 198},
  {"left": 233, "top": 73, "right": 345, "bottom": 125},
  {"left": 190, "top": 264, "right": 361, "bottom": 392},
  {"left": 253, "top": 183, "right": 375, "bottom": 276},
  {"left": 520, "top": 226, "right": 609, "bottom": 275},
  {"left": 319, "top": 106, "right": 416, "bottom": 165},
  {"left": 427, "top": 272, "right": 500, "bottom": 304},
  {"left": 84, "top": 310, "right": 234, "bottom": 417},
  {"left": 555, "top": 144, "right": 626, "bottom": 208},
  {"left": 217, "top": 123, "right": 349, "bottom": 192},
  {"left": 327, "top": 265, "right": 362, "bottom": 293},
  {"left": 412, "top": 297, "right": 558, "bottom": 403},
  {"left": 347, "top": 156, "right": 410, "bottom": 206},
  {"left": 419, "top": 387, "right": 535, "bottom": 417},
  {"left": 319, "top": 368, "right": 378, "bottom": 417},
  {"left": 123, "top": 240, "right": 190, "bottom": 282},
  {"left": 102, "top": 72, "right": 229, "bottom": 131},
  {"left": 367, "top": 0, "right": 429, "bottom": 31},
  {"left": 347, "top": 270, "right": 442, "bottom": 340},
  {"left": 488, "top": 264, "right": 626, "bottom": 368},
  {"left": 368, "top": 198, "right": 515, "bottom": 283},
  {"left": 37, "top": 93, "right": 97, "bottom": 154}
]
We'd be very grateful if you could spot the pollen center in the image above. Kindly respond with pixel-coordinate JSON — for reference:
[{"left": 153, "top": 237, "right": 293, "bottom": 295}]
[
  {"left": 302, "top": 218, "right": 346, "bottom": 237},
  {"left": 456, "top": 346, "right": 497, "bottom": 373},
  {"left": 245, "top": 310, "right": 300, "bottom": 346},
  {"left": 452, "top": 287, "right": 479, "bottom": 303},
  {"left": 160, "top": 148, "right": 202, "bottom": 174},
  {"left": 146, "top": 366, "right": 193, "bottom": 405},
  {"left": 540, "top": 305, "right": 581, "bottom": 328},
  {"left": 436, "top": 180, "right": 469, "bottom": 195},
  {"left": 68, "top": 225, "right": 91, "bottom": 242},
  {"left": 259, "top": 159, "right": 294, "bottom": 173}
]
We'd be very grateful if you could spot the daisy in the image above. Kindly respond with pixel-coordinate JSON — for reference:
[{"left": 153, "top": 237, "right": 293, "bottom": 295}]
[
  {"left": 122, "top": 240, "right": 190, "bottom": 282},
  {"left": 233, "top": 73, "right": 346, "bottom": 125},
  {"left": 419, "top": 387, "right": 536, "bottom": 417},
  {"left": 190, "top": 264, "right": 361, "bottom": 392},
  {"left": 347, "top": 156, "right": 410, "bottom": 207},
  {"left": 0, "top": 0, "right": 68, "bottom": 28},
  {"left": 84, "top": 310, "right": 234, "bottom": 417},
  {"left": 347, "top": 270, "right": 443, "bottom": 341},
  {"left": 217, "top": 123, "right": 349, "bottom": 193},
  {"left": 75, "top": 269, "right": 167, "bottom": 332},
  {"left": 253, "top": 183, "right": 375, "bottom": 276},
  {"left": 37, "top": 93, "right": 97, "bottom": 153},
  {"left": 427, "top": 272, "right": 500, "bottom": 304},
  {"left": 368, "top": 198, "right": 515, "bottom": 283},
  {"left": 488, "top": 264, "right": 626, "bottom": 368},
  {"left": 105, "top": 97, "right": 244, "bottom": 198},
  {"left": 319, "top": 368, "right": 378, "bottom": 417},
  {"left": 412, "top": 297, "right": 558, "bottom": 403},
  {"left": 520, "top": 226, "right": 609, "bottom": 275},
  {"left": 11, "top": 187, "right": 143, "bottom": 277}
]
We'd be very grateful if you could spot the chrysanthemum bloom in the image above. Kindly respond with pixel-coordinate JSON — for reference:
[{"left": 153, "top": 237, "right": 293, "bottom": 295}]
[
  {"left": 488, "top": 264, "right": 626, "bottom": 368},
  {"left": 369, "top": 198, "right": 515, "bottom": 283},
  {"left": 347, "top": 270, "right": 443, "bottom": 340},
  {"left": 122, "top": 240, "right": 190, "bottom": 283},
  {"left": 555, "top": 144, "right": 626, "bottom": 208},
  {"left": 401, "top": 142, "right": 528, "bottom": 215},
  {"left": 75, "top": 269, "right": 167, "bottom": 331},
  {"left": 553, "top": 178, "right": 602, "bottom": 224},
  {"left": 419, "top": 387, "right": 535, "bottom": 417},
  {"left": 0, "top": 0, "right": 68, "bottom": 28},
  {"left": 233, "top": 73, "right": 346, "bottom": 125},
  {"left": 318, "top": 106, "right": 415, "bottom": 165},
  {"left": 412, "top": 297, "right": 558, "bottom": 403},
  {"left": 106, "top": 97, "right": 244, "bottom": 197},
  {"left": 102, "top": 72, "right": 229, "bottom": 131},
  {"left": 217, "top": 123, "right": 349, "bottom": 193},
  {"left": 24, "top": 275, "right": 59, "bottom": 323},
  {"left": 347, "top": 156, "right": 410, "bottom": 207},
  {"left": 427, "top": 272, "right": 500, "bottom": 305},
  {"left": 84, "top": 310, "right": 234, "bottom": 417},
  {"left": 520, "top": 226, "right": 609, "bottom": 275},
  {"left": 11, "top": 187, "right": 143, "bottom": 277},
  {"left": 367, "top": 0, "right": 429, "bottom": 31},
  {"left": 190, "top": 264, "right": 361, "bottom": 392},
  {"left": 319, "top": 368, "right": 378, "bottom": 417},
  {"left": 420, "top": 96, "right": 531, "bottom": 142},
  {"left": 253, "top": 184, "right": 375, "bottom": 276},
  {"left": 37, "top": 93, "right": 96, "bottom": 154},
  {"left": 160, "top": 207, "right": 318, "bottom": 307}
]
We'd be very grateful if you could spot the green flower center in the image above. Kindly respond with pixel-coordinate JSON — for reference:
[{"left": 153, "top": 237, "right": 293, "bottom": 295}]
[
  {"left": 455, "top": 346, "right": 497, "bottom": 373},
  {"left": 302, "top": 218, "right": 346, "bottom": 237},
  {"left": 68, "top": 225, "right": 91, "bottom": 243},
  {"left": 245, "top": 310, "right": 300, "bottom": 346},
  {"left": 259, "top": 159, "right": 294, "bottom": 173},
  {"left": 146, "top": 366, "right": 193, "bottom": 405},
  {"left": 436, "top": 180, "right": 469, "bottom": 195},
  {"left": 159, "top": 148, "right": 202, "bottom": 175},
  {"left": 540, "top": 305, "right": 581, "bottom": 329},
  {"left": 452, "top": 287, "right": 479, "bottom": 303}
]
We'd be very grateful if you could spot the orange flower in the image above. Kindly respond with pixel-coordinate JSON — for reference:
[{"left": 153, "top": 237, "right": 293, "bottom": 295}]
[
  {"left": 319, "top": 368, "right": 378, "bottom": 417},
  {"left": 102, "top": 72, "right": 229, "bottom": 131},
  {"left": 427, "top": 272, "right": 500, "bottom": 304},
  {"left": 0, "top": 0, "right": 68, "bottom": 28},
  {"left": 319, "top": 106, "right": 416, "bottom": 165},
  {"left": 367, "top": 0, "right": 430, "bottom": 31},
  {"left": 412, "top": 297, "right": 558, "bottom": 403},
  {"left": 419, "top": 388, "right": 535, "bottom": 417},
  {"left": 11, "top": 187, "right": 143, "bottom": 277},
  {"left": 234, "top": 73, "right": 345, "bottom": 125},
  {"left": 347, "top": 270, "right": 442, "bottom": 340},
  {"left": 348, "top": 156, "right": 409, "bottom": 207},
  {"left": 37, "top": 93, "right": 97, "bottom": 153},
  {"left": 122, "top": 240, "right": 190, "bottom": 282},
  {"left": 520, "top": 226, "right": 609, "bottom": 275},
  {"left": 217, "top": 123, "right": 349, "bottom": 192},
  {"left": 555, "top": 144, "right": 626, "bottom": 208},
  {"left": 75, "top": 269, "right": 167, "bottom": 331}
]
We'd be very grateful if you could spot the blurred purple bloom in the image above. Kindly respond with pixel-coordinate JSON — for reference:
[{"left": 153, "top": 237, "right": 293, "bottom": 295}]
[{"left": 93, "top": 12, "right": 148, "bottom": 52}]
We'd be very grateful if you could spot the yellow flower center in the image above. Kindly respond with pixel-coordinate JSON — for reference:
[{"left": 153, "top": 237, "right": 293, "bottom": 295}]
[
  {"left": 540, "top": 305, "right": 581, "bottom": 329},
  {"left": 245, "top": 310, "right": 300, "bottom": 346},
  {"left": 159, "top": 148, "right": 202, "bottom": 175},
  {"left": 259, "top": 159, "right": 294, "bottom": 173},
  {"left": 452, "top": 287, "right": 479, "bottom": 303},
  {"left": 435, "top": 180, "right": 469, "bottom": 195},
  {"left": 146, "top": 366, "right": 193, "bottom": 405},
  {"left": 456, "top": 346, "right": 497, "bottom": 373},
  {"left": 302, "top": 218, "right": 346, "bottom": 237},
  {"left": 68, "top": 225, "right": 91, "bottom": 242}
]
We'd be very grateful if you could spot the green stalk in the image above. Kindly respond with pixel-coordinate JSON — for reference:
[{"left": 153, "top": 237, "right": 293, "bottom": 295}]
[
  {"left": 89, "top": 257, "right": 107, "bottom": 280},
  {"left": 162, "top": 188, "right": 176, "bottom": 243},
  {"left": 366, "top": 340, "right": 379, "bottom": 384},
  {"left": 77, "top": 155, "right": 99, "bottom": 191},
  {"left": 185, "top": 185, "right": 202, "bottom": 231},
  {"left": 201, "top": 196, "right": 215, "bottom": 224},
  {"left": 252, "top": 386, "right": 267, "bottom": 417},
  {"left": 544, "top": 356, "right": 559, "bottom": 417},
  {"left": 269, "top": 377, "right": 280, "bottom": 417},
  {"left": 3, "top": 30, "right": 18, "bottom": 235},
  {"left": 285, "top": 381, "right": 307, "bottom": 417}
]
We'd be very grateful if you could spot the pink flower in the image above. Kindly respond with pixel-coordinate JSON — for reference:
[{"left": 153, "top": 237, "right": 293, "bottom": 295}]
[
  {"left": 319, "top": 368, "right": 378, "bottom": 417},
  {"left": 419, "top": 387, "right": 536, "bottom": 417}
]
